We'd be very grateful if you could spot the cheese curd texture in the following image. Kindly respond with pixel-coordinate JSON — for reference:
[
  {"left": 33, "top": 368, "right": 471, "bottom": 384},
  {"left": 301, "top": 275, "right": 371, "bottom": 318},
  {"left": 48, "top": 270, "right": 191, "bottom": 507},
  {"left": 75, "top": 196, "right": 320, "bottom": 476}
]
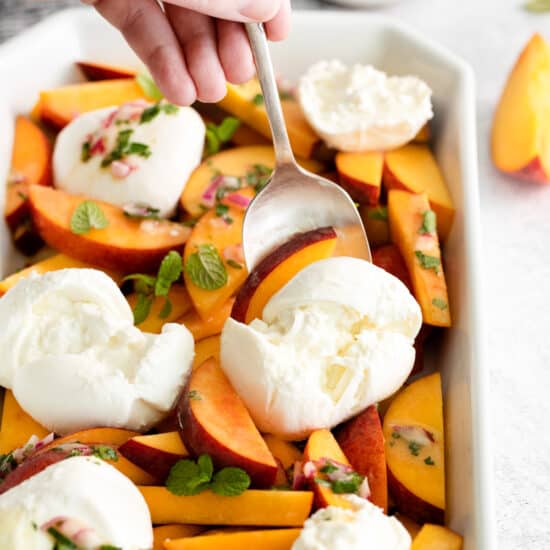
[
  {"left": 0, "top": 268, "right": 194, "bottom": 434},
  {"left": 292, "top": 496, "right": 411, "bottom": 550},
  {"left": 53, "top": 103, "right": 205, "bottom": 217},
  {"left": 0, "top": 457, "right": 153, "bottom": 550},
  {"left": 221, "top": 257, "right": 422, "bottom": 440},
  {"left": 299, "top": 60, "right": 433, "bottom": 152}
]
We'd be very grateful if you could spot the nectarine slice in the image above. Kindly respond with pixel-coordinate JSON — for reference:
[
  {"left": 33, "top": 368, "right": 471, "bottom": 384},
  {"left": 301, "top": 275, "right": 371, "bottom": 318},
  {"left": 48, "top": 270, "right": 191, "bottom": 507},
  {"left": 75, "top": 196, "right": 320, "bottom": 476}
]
[
  {"left": 164, "top": 529, "right": 302, "bottom": 550},
  {"left": 77, "top": 60, "right": 137, "bottom": 81},
  {"left": 492, "top": 34, "right": 550, "bottom": 183},
  {"left": 5, "top": 116, "right": 52, "bottom": 230},
  {"left": 388, "top": 190, "right": 451, "bottom": 327},
  {"left": 192, "top": 336, "right": 221, "bottom": 369},
  {"left": 0, "top": 254, "right": 123, "bottom": 297},
  {"left": 177, "top": 358, "right": 277, "bottom": 488},
  {"left": 411, "top": 524, "right": 463, "bottom": 550},
  {"left": 303, "top": 429, "right": 355, "bottom": 510},
  {"left": 154, "top": 525, "right": 205, "bottom": 550},
  {"left": 383, "top": 373, "right": 445, "bottom": 525},
  {"left": 179, "top": 299, "right": 234, "bottom": 342},
  {"left": 183, "top": 207, "right": 246, "bottom": 320},
  {"left": 372, "top": 244, "right": 413, "bottom": 293},
  {"left": 335, "top": 405, "right": 388, "bottom": 512},
  {"left": 139, "top": 486, "right": 313, "bottom": 526},
  {"left": 0, "top": 390, "right": 49, "bottom": 454},
  {"left": 231, "top": 227, "right": 338, "bottom": 324},
  {"left": 28, "top": 185, "right": 190, "bottom": 273},
  {"left": 218, "top": 79, "right": 320, "bottom": 159},
  {"left": 119, "top": 432, "right": 189, "bottom": 481},
  {"left": 335, "top": 151, "right": 384, "bottom": 205},
  {"left": 40, "top": 79, "right": 147, "bottom": 128},
  {"left": 384, "top": 145, "right": 455, "bottom": 242}
]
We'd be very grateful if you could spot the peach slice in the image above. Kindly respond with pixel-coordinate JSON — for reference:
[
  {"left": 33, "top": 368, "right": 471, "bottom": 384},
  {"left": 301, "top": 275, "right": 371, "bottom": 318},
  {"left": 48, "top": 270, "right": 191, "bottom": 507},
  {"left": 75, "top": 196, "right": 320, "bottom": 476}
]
[
  {"left": 154, "top": 525, "right": 206, "bottom": 550},
  {"left": 231, "top": 227, "right": 338, "bottom": 324},
  {"left": 383, "top": 372, "right": 445, "bottom": 525},
  {"left": 0, "top": 390, "right": 49, "bottom": 454},
  {"left": 264, "top": 435, "right": 302, "bottom": 487},
  {"left": 372, "top": 244, "right": 413, "bottom": 293},
  {"left": 192, "top": 336, "right": 221, "bottom": 369},
  {"left": 183, "top": 207, "right": 247, "bottom": 320},
  {"left": 139, "top": 486, "right": 313, "bottom": 526},
  {"left": 396, "top": 514, "right": 422, "bottom": 539},
  {"left": 303, "top": 429, "right": 354, "bottom": 510},
  {"left": 126, "top": 286, "right": 193, "bottom": 334},
  {"left": 164, "top": 529, "right": 302, "bottom": 550},
  {"left": 5, "top": 116, "right": 52, "bottom": 231},
  {"left": 388, "top": 190, "right": 451, "bottom": 327},
  {"left": 40, "top": 78, "right": 148, "bottom": 128},
  {"left": 177, "top": 358, "right": 278, "bottom": 488},
  {"left": 119, "top": 432, "right": 189, "bottom": 481},
  {"left": 492, "top": 34, "right": 550, "bottom": 183},
  {"left": 179, "top": 299, "right": 234, "bottom": 342},
  {"left": 360, "top": 205, "right": 390, "bottom": 247},
  {"left": 76, "top": 60, "right": 137, "bottom": 81},
  {"left": 411, "top": 524, "right": 463, "bottom": 549},
  {"left": 38, "top": 427, "right": 138, "bottom": 451},
  {"left": 335, "top": 151, "right": 384, "bottom": 205},
  {"left": 0, "top": 254, "right": 123, "bottom": 297},
  {"left": 384, "top": 145, "right": 455, "bottom": 242},
  {"left": 28, "top": 185, "right": 190, "bottom": 273},
  {"left": 335, "top": 405, "right": 388, "bottom": 512},
  {"left": 413, "top": 124, "right": 431, "bottom": 144},
  {"left": 180, "top": 145, "right": 323, "bottom": 217},
  {"left": 218, "top": 79, "right": 320, "bottom": 159}
]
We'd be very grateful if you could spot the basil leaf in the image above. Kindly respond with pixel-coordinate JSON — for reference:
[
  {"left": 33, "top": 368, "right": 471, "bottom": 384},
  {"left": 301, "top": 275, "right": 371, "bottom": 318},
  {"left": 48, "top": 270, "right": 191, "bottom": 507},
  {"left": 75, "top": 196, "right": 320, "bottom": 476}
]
[
  {"left": 185, "top": 244, "right": 228, "bottom": 290},
  {"left": 415, "top": 251, "right": 441, "bottom": 273},
  {"left": 136, "top": 73, "right": 163, "bottom": 101},
  {"left": 133, "top": 293, "right": 153, "bottom": 325},
  {"left": 419, "top": 210, "right": 437, "bottom": 235},
  {"left": 155, "top": 251, "right": 183, "bottom": 297},
  {"left": 166, "top": 459, "right": 212, "bottom": 496},
  {"left": 210, "top": 467, "right": 250, "bottom": 496},
  {"left": 70, "top": 201, "right": 109, "bottom": 235}
]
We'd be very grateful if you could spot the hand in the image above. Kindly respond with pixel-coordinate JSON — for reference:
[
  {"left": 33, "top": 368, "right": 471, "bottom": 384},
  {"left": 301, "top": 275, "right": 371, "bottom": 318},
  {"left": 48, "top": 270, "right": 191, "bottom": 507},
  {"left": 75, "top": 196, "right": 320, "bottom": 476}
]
[{"left": 83, "top": 0, "right": 291, "bottom": 105}]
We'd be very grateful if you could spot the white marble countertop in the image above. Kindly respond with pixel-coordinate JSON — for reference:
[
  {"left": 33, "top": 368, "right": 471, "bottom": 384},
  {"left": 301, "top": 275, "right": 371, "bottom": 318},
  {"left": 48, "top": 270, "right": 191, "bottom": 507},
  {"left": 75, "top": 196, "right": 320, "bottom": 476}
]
[{"left": 2, "top": 0, "right": 550, "bottom": 548}]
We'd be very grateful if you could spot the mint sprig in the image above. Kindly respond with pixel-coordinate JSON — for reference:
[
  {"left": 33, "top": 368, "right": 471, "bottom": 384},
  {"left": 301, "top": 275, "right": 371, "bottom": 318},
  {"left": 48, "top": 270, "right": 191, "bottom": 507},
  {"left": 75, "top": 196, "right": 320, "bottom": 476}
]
[
  {"left": 166, "top": 454, "right": 250, "bottom": 497},
  {"left": 70, "top": 201, "right": 109, "bottom": 235},
  {"left": 205, "top": 117, "right": 241, "bottom": 155},
  {"left": 185, "top": 244, "right": 228, "bottom": 290}
]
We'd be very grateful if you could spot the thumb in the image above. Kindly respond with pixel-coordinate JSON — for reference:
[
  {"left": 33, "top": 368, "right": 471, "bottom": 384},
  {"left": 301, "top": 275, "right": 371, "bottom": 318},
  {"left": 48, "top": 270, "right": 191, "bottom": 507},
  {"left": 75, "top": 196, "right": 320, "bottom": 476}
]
[{"left": 161, "top": 0, "right": 282, "bottom": 23}]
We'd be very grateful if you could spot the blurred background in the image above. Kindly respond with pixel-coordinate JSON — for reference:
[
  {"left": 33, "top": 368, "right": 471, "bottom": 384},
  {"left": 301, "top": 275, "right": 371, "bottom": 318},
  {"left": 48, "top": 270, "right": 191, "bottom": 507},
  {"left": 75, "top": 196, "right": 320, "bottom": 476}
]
[{"left": 1, "top": 1, "right": 550, "bottom": 549}]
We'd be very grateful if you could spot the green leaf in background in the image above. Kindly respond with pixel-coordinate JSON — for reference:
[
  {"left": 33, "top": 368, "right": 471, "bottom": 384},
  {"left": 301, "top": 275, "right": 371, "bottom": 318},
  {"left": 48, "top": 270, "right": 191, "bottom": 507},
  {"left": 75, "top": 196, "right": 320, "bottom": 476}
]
[
  {"left": 185, "top": 244, "right": 228, "bottom": 290},
  {"left": 136, "top": 72, "right": 164, "bottom": 101},
  {"left": 524, "top": 0, "right": 550, "bottom": 12},
  {"left": 70, "top": 200, "right": 109, "bottom": 235}
]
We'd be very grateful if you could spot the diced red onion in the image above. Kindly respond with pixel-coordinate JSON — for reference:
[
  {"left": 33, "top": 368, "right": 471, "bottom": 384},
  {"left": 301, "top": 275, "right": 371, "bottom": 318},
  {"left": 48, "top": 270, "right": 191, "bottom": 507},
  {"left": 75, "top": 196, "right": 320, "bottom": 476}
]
[
  {"left": 101, "top": 109, "right": 117, "bottom": 129},
  {"left": 111, "top": 160, "right": 132, "bottom": 179},
  {"left": 358, "top": 477, "right": 371, "bottom": 499},
  {"left": 90, "top": 137, "right": 106, "bottom": 156},
  {"left": 302, "top": 460, "right": 317, "bottom": 480},
  {"left": 391, "top": 424, "right": 434, "bottom": 445},
  {"left": 291, "top": 461, "right": 307, "bottom": 490},
  {"left": 225, "top": 192, "right": 252, "bottom": 210},
  {"left": 222, "top": 244, "right": 244, "bottom": 265},
  {"left": 201, "top": 175, "right": 225, "bottom": 208}
]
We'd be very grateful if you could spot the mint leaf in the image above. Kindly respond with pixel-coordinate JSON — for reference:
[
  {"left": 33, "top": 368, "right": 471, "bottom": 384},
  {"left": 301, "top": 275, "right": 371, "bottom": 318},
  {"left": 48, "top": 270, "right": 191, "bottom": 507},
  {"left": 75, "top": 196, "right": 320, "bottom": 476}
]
[
  {"left": 123, "top": 273, "right": 156, "bottom": 290},
  {"left": 432, "top": 298, "right": 448, "bottom": 310},
  {"left": 159, "top": 298, "right": 172, "bottom": 319},
  {"left": 226, "top": 259, "right": 243, "bottom": 270},
  {"left": 415, "top": 251, "right": 441, "bottom": 273},
  {"left": 330, "top": 471, "right": 364, "bottom": 494},
  {"left": 136, "top": 73, "right": 163, "bottom": 101},
  {"left": 367, "top": 206, "right": 388, "bottom": 221},
  {"left": 188, "top": 390, "right": 202, "bottom": 401},
  {"left": 185, "top": 244, "right": 228, "bottom": 290},
  {"left": 198, "top": 454, "right": 214, "bottom": 481},
  {"left": 155, "top": 250, "right": 183, "bottom": 297},
  {"left": 140, "top": 103, "right": 161, "bottom": 124},
  {"left": 210, "top": 467, "right": 250, "bottom": 496},
  {"left": 70, "top": 201, "right": 109, "bottom": 235},
  {"left": 92, "top": 445, "right": 118, "bottom": 462},
  {"left": 205, "top": 128, "right": 221, "bottom": 156},
  {"left": 167, "top": 459, "right": 212, "bottom": 496},
  {"left": 128, "top": 142, "right": 151, "bottom": 158},
  {"left": 419, "top": 210, "right": 437, "bottom": 235},
  {"left": 133, "top": 293, "right": 153, "bottom": 325},
  {"left": 252, "top": 93, "right": 264, "bottom": 106}
]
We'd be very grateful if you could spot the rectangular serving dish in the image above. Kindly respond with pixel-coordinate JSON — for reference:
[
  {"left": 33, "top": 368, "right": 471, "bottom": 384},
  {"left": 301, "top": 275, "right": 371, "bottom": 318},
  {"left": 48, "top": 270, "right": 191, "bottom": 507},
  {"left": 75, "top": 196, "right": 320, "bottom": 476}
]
[{"left": 0, "top": 8, "right": 495, "bottom": 549}]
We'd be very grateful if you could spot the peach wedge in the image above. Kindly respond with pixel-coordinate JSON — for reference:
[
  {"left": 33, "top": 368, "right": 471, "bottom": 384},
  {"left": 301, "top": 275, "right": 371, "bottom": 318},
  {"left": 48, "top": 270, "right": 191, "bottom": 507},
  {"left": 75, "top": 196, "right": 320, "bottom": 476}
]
[
  {"left": 28, "top": 185, "right": 190, "bottom": 273},
  {"left": 77, "top": 60, "right": 137, "bottom": 81},
  {"left": 411, "top": 524, "right": 463, "bottom": 550},
  {"left": 335, "top": 151, "right": 384, "bottom": 205}
]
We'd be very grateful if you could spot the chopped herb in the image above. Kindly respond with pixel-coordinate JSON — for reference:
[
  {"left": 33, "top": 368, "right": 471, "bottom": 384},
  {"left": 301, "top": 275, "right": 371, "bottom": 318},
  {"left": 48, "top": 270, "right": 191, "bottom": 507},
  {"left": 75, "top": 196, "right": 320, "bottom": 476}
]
[
  {"left": 128, "top": 142, "right": 151, "bottom": 158},
  {"left": 215, "top": 203, "right": 230, "bottom": 217},
  {"left": 185, "top": 244, "right": 228, "bottom": 290},
  {"left": 224, "top": 215, "right": 234, "bottom": 225},
  {"left": 81, "top": 141, "right": 91, "bottom": 162},
  {"left": 279, "top": 90, "right": 295, "bottom": 101},
  {"left": 155, "top": 250, "right": 183, "bottom": 297},
  {"left": 314, "top": 477, "right": 332, "bottom": 487},
  {"left": 70, "top": 201, "right": 109, "bottom": 235},
  {"left": 408, "top": 441, "right": 422, "bottom": 456},
  {"left": 188, "top": 390, "right": 202, "bottom": 401},
  {"left": 367, "top": 206, "right": 388, "bottom": 221},
  {"left": 182, "top": 217, "right": 199, "bottom": 228},
  {"left": 424, "top": 456, "right": 435, "bottom": 466},
  {"left": 245, "top": 164, "right": 272, "bottom": 193},
  {"left": 391, "top": 431, "right": 401, "bottom": 439},
  {"left": 415, "top": 250, "right": 441, "bottom": 274},
  {"left": 320, "top": 463, "right": 338, "bottom": 474},
  {"left": 524, "top": 0, "right": 550, "bottom": 12},
  {"left": 331, "top": 471, "right": 364, "bottom": 494},
  {"left": 123, "top": 204, "right": 160, "bottom": 220},
  {"left": 140, "top": 102, "right": 180, "bottom": 124},
  {"left": 432, "top": 298, "right": 448, "bottom": 310},
  {"left": 48, "top": 527, "right": 78, "bottom": 549},
  {"left": 205, "top": 117, "right": 241, "bottom": 155},
  {"left": 159, "top": 298, "right": 172, "bottom": 319},
  {"left": 419, "top": 210, "right": 437, "bottom": 235},
  {"left": 252, "top": 93, "right": 264, "bottom": 105},
  {"left": 101, "top": 128, "right": 151, "bottom": 167},
  {"left": 135, "top": 72, "right": 163, "bottom": 101},
  {"left": 226, "top": 259, "right": 243, "bottom": 270},
  {"left": 162, "top": 103, "right": 179, "bottom": 115},
  {"left": 69, "top": 449, "right": 83, "bottom": 457},
  {"left": 17, "top": 191, "right": 28, "bottom": 201},
  {"left": 92, "top": 445, "right": 118, "bottom": 462}
]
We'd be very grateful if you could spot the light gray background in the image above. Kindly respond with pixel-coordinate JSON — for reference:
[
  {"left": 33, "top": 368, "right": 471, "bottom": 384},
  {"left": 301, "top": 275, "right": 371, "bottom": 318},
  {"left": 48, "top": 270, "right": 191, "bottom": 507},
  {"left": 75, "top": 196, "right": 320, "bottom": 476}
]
[{"left": 2, "top": 1, "right": 549, "bottom": 548}]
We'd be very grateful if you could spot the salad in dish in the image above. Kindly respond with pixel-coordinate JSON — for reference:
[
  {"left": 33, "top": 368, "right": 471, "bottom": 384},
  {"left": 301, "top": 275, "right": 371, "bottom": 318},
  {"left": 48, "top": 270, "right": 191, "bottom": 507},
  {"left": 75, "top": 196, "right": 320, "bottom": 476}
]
[{"left": 0, "top": 57, "right": 461, "bottom": 550}]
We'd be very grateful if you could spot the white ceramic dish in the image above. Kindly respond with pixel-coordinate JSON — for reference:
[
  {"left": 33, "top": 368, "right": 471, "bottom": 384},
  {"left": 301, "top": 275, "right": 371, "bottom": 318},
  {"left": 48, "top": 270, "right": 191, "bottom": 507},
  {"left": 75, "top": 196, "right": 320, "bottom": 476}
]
[{"left": 0, "top": 8, "right": 495, "bottom": 550}]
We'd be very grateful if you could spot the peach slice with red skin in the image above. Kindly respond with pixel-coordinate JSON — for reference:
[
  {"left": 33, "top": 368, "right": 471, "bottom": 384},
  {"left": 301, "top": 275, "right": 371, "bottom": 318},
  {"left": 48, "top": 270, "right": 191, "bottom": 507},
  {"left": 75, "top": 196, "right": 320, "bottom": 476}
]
[
  {"left": 177, "top": 358, "right": 278, "bottom": 488},
  {"left": 28, "top": 185, "right": 190, "bottom": 273},
  {"left": 383, "top": 372, "right": 445, "bottom": 525},
  {"left": 492, "top": 34, "right": 550, "bottom": 184},
  {"left": 335, "top": 405, "right": 388, "bottom": 513},
  {"left": 76, "top": 60, "right": 137, "bottom": 81},
  {"left": 360, "top": 205, "right": 390, "bottom": 247},
  {"left": 263, "top": 435, "right": 302, "bottom": 487},
  {"left": 411, "top": 524, "right": 463, "bottom": 549},
  {"left": 372, "top": 244, "right": 413, "bottom": 293},
  {"left": 119, "top": 432, "right": 189, "bottom": 481},
  {"left": 179, "top": 298, "right": 235, "bottom": 342},
  {"left": 192, "top": 335, "right": 221, "bottom": 369},
  {"left": 335, "top": 151, "right": 384, "bottom": 205},
  {"left": 231, "top": 227, "right": 338, "bottom": 324}
]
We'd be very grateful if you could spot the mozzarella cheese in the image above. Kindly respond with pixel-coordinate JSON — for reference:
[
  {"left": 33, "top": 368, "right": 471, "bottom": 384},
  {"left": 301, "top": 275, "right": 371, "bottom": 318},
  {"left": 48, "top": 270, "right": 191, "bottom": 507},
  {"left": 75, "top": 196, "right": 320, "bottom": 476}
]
[
  {"left": 53, "top": 102, "right": 205, "bottom": 218},
  {"left": 221, "top": 257, "right": 422, "bottom": 440},
  {"left": 298, "top": 60, "right": 433, "bottom": 152},
  {"left": 0, "top": 456, "right": 153, "bottom": 550},
  {"left": 0, "top": 268, "right": 194, "bottom": 434},
  {"left": 292, "top": 496, "right": 411, "bottom": 550}
]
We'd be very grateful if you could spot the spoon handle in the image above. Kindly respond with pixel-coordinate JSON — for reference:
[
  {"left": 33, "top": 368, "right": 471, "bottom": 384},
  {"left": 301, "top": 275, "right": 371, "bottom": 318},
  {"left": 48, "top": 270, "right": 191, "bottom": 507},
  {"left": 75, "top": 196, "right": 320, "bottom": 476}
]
[{"left": 245, "top": 22, "right": 295, "bottom": 166}]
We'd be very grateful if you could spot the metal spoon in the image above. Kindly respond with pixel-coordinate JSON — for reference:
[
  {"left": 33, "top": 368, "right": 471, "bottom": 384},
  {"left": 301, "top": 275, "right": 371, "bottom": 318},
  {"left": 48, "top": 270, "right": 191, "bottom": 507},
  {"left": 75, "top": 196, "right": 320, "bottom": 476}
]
[{"left": 242, "top": 23, "right": 371, "bottom": 271}]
